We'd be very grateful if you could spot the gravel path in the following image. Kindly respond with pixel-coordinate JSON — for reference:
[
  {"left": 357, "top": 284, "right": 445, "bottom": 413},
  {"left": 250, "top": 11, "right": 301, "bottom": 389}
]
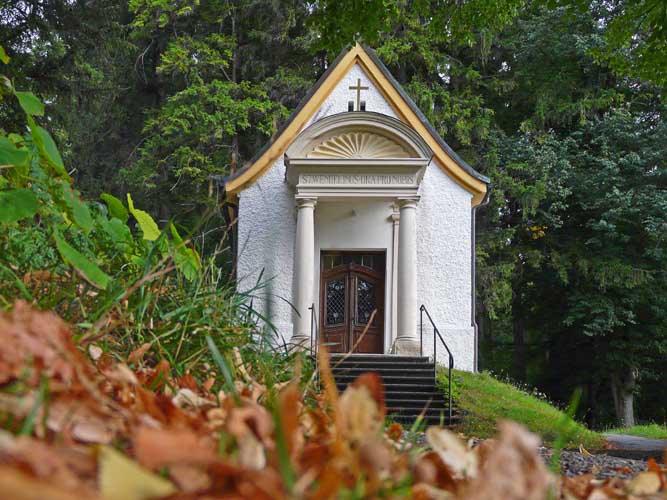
[
  {"left": 538, "top": 447, "right": 647, "bottom": 479},
  {"left": 413, "top": 433, "right": 650, "bottom": 479}
]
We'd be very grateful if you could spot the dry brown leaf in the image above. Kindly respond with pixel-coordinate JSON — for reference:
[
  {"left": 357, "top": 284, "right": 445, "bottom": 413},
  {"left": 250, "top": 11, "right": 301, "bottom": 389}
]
[
  {"left": 278, "top": 383, "right": 302, "bottom": 458},
  {"left": 628, "top": 471, "right": 661, "bottom": 496},
  {"left": 338, "top": 384, "right": 382, "bottom": 443},
  {"left": 133, "top": 426, "right": 218, "bottom": 470},
  {"left": 425, "top": 427, "right": 478, "bottom": 479},
  {"left": 88, "top": 345, "right": 103, "bottom": 361},
  {"left": 172, "top": 388, "right": 216, "bottom": 410},
  {"left": 127, "top": 343, "right": 151, "bottom": 365},
  {"left": 100, "top": 362, "right": 139, "bottom": 386},
  {"left": 237, "top": 432, "right": 266, "bottom": 469},
  {"left": 579, "top": 443, "right": 593, "bottom": 456},
  {"left": 0, "top": 465, "right": 99, "bottom": 500},
  {"left": 226, "top": 402, "right": 275, "bottom": 445},
  {"left": 460, "top": 421, "right": 555, "bottom": 500},
  {"left": 168, "top": 464, "right": 212, "bottom": 492},
  {"left": 351, "top": 372, "right": 386, "bottom": 419}
]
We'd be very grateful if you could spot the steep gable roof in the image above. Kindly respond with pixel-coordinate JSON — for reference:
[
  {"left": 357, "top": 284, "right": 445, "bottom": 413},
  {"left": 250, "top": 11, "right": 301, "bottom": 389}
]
[{"left": 224, "top": 43, "right": 489, "bottom": 206}]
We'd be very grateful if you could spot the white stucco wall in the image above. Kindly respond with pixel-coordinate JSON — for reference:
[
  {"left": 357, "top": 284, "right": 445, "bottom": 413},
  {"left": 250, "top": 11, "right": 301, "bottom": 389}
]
[
  {"left": 236, "top": 157, "right": 296, "bottom": 341},
  {"left": 417, "top": 163, "right": 474, "bottom": 371},
  {"left": 308, "top": 64, "right": 398, "bottom": 124},
  {"left": 236, "top": 63, "right": 475, "bottom": 371}
]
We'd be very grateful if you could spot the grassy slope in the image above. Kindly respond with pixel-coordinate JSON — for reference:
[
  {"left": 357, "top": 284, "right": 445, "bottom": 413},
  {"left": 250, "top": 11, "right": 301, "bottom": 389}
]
[
  {"left": 441, "top": 369, "right": 604, "bottom": 449},
  {"left": 605, "top": 424, "right": 667, "bottom": 439}
]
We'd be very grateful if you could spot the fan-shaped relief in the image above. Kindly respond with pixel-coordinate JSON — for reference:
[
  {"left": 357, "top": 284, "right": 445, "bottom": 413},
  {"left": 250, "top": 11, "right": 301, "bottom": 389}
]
[{"left": 307, "top": 132, "right": 411, "bottom": 159}]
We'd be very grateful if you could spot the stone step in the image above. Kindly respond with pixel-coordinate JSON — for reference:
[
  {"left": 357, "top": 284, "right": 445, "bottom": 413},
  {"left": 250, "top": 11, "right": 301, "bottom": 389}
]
[
  {"left": 332, "top": 367, "right": 435, "bottom": 377},
  {"left": 387, "top": 405, "right": 456, "bottom": 416},
  {"left": 385, "top": 400, "right": 450, "bottom": 410},
  {"left": 334, "top": 374, "right": 434, "bottom": 385},
  {"left": 336, "top": 384, "right": 440, "bottom": 401},
  {"left": 330, "top": 360, "right": 435, "bottom": 370},
  {"left": 329, "top": 355, "right": 430, "bottom": 363},
  {"left": 388, "top": 414, "right": 461, "bottom": 427}
]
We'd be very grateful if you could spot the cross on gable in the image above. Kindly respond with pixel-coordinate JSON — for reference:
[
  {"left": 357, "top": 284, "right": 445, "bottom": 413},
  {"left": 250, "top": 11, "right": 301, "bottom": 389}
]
[{"left": 349, "top": 78, "right": 369, "bottom": 111}]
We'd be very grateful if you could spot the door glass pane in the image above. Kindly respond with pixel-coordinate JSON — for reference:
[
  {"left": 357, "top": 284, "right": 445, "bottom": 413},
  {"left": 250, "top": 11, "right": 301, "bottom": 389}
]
[
  {"left": 325, "top": 278, "right": 345, "bottom": 326},
  {"left": 356, "top": 278, "right": 376, "bottom": 326}
]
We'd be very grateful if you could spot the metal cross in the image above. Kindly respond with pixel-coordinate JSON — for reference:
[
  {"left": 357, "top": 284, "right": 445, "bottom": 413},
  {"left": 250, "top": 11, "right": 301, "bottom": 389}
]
[{"left": 349, "top": 78, "right": 369, "bottom": 111}]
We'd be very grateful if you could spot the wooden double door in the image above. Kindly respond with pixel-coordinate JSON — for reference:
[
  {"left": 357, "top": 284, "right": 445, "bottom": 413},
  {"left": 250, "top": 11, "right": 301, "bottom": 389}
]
[{"left": 320, "top": 252, "right": 385, "bottom": 354}]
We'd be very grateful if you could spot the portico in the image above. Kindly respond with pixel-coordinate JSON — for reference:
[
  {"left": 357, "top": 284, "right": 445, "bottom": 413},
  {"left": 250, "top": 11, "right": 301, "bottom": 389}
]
[{"left": 285, "top": 112, "right": 431, "bottom": 354}]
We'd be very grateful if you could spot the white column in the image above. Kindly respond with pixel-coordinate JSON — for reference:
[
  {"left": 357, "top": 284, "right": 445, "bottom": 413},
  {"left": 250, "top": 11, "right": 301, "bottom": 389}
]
[
  {"left": 390, "top": 205, "right": 400, "bottom": 344},
  {"left": 292, "top": 197, "right": 317, "bottom": 348},
  {"left": 394, "top": 197, "right": 420, "bottom": 355}
]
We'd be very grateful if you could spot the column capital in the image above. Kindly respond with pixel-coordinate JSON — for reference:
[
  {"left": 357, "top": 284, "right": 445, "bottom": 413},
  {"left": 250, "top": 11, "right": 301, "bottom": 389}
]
[
  {"left": 390, "top": 204, "right": 401, "bottom": 223},
  {"left": 397, "top": 196, "right": 420, "bottom": 209},
  {"left": 295, "top": 196, "right": 317, "bottom": 209}
]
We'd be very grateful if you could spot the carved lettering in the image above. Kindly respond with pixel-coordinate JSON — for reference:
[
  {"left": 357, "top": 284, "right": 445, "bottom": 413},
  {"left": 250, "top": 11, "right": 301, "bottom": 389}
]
[{"left": 300, "top": 174, "right": 414, "bottom": 185}]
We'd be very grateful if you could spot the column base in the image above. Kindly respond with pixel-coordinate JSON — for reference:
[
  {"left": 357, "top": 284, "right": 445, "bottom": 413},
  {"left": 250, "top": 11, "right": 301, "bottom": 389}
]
[
  {"left": 392, "top": 337, "right": 422, "bottom": 356},
  {"left": 289, "top": 335, "right": 311, "bottom": 353}
]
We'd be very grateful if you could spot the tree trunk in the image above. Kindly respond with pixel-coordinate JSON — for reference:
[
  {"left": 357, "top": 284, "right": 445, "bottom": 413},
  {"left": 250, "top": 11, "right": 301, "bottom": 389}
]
[
  {"left": 611, "top": 367, "right": 637, "bottom": 427},
  {"left": 512, "top": 297, "right": 526, "bottom": 381}
]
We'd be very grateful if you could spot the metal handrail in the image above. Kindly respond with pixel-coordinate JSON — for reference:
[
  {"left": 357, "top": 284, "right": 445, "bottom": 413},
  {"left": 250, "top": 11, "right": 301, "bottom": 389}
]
[
  {"left": 419, "top": 304, "right": 454, "bottom": 421},
  {"left": 309, "top": 303, "right": 319, "bottom": 378}
]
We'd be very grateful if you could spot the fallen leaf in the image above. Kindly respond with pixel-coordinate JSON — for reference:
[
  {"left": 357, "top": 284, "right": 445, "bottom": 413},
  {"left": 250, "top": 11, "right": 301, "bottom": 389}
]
[
  {"left": 128, "top": 343, "right": 151, "bottom": 365},
  {"left": 133, "top": 426, "right": 218, "bottom": 470},
  {"left": 426, "top": 427, "right": 478, "bottom": 479},
  {"left": 172, "top": 388, "right": 215, "bottom": 410},
  {"left": 460, "top": 421, "right": 554, "bottom": 500},
  {"left": 0, "top": 465, "right": 98, "bottom": 500},
  {"left": 88, "top": 345, "right": 103, "bottom": 361},
  {"left": 579, "top": 443, "right": 593, "bottom": 457},
  {"left": 628, "top": 471, "right": 661, "bottom": 495},
  {"left": 338, "top": 385, "right": 382, "bottom": 443},
  {"left": 98, "top": 445, "right": 176, "bottom": 500}
]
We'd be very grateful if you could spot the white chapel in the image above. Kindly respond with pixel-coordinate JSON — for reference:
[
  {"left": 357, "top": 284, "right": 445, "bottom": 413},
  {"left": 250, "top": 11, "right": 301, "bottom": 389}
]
[{"left": 224, "top": 44, "right": 490, "bottom": 372}]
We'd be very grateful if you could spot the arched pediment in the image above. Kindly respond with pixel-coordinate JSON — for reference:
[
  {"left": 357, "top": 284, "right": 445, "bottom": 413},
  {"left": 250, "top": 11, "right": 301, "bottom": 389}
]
[
  {"left": 285, "top": 112, "right": 433, "bottom": 162},
  {"left": 285, "top": 113, "right": 432, "bottom": 199},
  {"left": 308, "top": 131, "right": 411, "bottom": 159}
]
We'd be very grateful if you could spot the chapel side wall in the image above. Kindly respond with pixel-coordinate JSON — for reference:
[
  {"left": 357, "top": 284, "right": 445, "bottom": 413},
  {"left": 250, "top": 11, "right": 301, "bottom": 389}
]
[
  {"left": 237, "top": 157, "right": 296, "bottom": 342},
  {"left": 417, "top": 162, "right": 474, "bottom": 371}
]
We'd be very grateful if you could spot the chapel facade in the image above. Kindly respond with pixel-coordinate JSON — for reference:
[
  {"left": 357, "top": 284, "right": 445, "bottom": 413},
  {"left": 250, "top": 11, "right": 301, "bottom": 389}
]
[{"left": 224, "top": 44, "right": 489, "bottom": 371}]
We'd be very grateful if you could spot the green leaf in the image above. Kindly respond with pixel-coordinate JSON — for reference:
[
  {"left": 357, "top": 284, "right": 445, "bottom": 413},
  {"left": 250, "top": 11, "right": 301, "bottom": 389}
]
[
  {"left": 54, "top": 230, "right": 110, "bottom": 289},
  {"left": 28, "top": 120, "right": 69, "bottom": 180},
  {"left": 0, "top": 46, "right": 9, "bottom": 64},
  {"left": 61, "top": 181, "right": 93, "bottom": 234},
  {"left": 101, "top": 193, "right": 129, "bottom": 223},
  {"left": 169, "top": 223, "right": 200, "bottom": 281},
  {"left": 0, "top": 137, "right": 29, "bottom": 167},
  {"left": 127, "top": 193, "right": 160, "bottom": 241},
  {"left": 0, "top": 188, "right": 38, "bottom": 223},
  {"left": 15, "top": 91, "right": 44, "bottom": 116},
  {"left": 99, "top": 216, "right": 132, "bottom": 245}
]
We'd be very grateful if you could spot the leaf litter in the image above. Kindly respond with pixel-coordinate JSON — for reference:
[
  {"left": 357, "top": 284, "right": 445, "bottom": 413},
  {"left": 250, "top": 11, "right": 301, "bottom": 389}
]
[{"left": 0, "top": 301, "right": 665, "bottom": 499}]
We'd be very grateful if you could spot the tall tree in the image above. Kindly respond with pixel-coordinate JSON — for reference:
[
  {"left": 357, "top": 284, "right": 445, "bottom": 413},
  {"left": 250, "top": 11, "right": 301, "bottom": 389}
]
[{"left": 121, "top": 0, "right": 313, "bottom": 223}]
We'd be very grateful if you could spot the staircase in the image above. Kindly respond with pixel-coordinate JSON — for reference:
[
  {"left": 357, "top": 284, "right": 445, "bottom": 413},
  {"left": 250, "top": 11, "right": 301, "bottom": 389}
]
[{"left": 330, "top": 354, "right": 460, "bottom": 427}]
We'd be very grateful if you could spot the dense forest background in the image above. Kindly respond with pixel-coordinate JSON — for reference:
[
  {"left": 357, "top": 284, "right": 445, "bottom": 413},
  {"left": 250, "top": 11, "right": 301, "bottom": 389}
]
[{"left": 1, "top": 0, "right": 666, "bottom": 428}]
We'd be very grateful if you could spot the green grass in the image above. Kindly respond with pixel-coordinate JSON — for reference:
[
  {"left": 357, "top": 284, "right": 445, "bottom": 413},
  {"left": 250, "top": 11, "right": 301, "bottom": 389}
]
[
  {"left": 605, "top": 423, "right": 667, "bottom": 439},
  {"left": 440, "top": 369, "right": 604, "bottom": 449}
]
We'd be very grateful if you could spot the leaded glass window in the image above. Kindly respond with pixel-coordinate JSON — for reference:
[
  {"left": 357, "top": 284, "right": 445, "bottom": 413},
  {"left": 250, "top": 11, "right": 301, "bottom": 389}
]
[
  {"left": 356, "top": 278, "right": 376, "bottom": 325},
  {"left": 325, "top": 278, "right": 345, "bottom": 326}
]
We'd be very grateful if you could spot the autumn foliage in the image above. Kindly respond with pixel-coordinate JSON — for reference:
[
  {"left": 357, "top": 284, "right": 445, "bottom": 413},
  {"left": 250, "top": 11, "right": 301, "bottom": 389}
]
[{"left": 0, "top": 302, "right": 665, "bottom": 500}]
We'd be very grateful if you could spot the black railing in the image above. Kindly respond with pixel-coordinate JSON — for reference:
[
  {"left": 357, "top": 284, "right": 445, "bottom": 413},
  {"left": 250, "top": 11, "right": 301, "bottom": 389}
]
[
  {"left": 419, "top": 304, "right": 454, "bottom": 421},
  {"left": 309, "top": 303, "right": 319, "bottom": 376}
]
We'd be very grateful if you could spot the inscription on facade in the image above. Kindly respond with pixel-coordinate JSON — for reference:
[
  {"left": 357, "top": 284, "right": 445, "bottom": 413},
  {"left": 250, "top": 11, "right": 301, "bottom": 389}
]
[{"left": 301, "top": 174, "right": 414, "bottom": 185}]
